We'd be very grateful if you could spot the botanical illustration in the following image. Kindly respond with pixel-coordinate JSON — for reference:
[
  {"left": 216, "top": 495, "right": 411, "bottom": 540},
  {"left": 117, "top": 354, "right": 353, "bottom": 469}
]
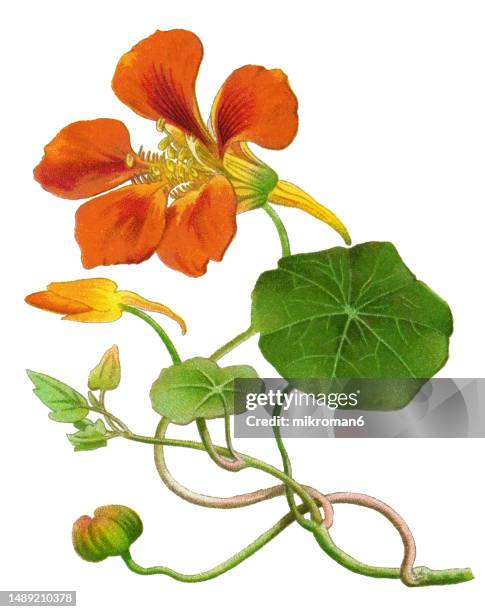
[{"left": 26, "top": 29, "right": 472, "bottom": 587}]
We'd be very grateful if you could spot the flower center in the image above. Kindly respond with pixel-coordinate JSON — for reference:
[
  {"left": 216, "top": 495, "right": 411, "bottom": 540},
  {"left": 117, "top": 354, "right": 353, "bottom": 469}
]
[{"left": 128, "top": 119, "right": 221, "bottom": 198}]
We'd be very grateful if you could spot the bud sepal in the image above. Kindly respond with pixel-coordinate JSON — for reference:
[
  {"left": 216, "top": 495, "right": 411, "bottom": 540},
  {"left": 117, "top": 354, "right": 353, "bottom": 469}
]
[{"left": 72, "top": 505, "right": 143, "bottom": 563}]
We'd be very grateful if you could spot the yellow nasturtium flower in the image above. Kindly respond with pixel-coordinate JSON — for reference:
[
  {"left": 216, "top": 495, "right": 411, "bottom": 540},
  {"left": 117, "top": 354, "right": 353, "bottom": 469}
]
[{"left": 25, "top": 278, "right": 186, "bottom": 333}]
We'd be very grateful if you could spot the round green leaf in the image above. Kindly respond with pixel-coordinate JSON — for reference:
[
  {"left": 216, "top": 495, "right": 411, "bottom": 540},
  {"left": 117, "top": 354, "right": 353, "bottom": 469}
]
[
  {"left": 150, "top": 357, "right": 260, "bottom": 425},
  {"left": 251, "top": 242, "right": 452, "bottom": 404}
]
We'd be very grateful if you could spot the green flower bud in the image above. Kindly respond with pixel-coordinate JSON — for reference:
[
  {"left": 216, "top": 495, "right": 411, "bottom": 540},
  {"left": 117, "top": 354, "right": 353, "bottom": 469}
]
[
  {"left": 72, "top": 505, "right": 142, "bottom": 562},
  {"left": 88, "top": 346, "right": 121, "bottom": 391}
]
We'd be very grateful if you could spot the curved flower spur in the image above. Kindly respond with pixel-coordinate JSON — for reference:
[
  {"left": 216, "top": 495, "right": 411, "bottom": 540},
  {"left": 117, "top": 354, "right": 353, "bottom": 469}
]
[{"left": 34, "top": 29, "right": 350, "bottom": 277}]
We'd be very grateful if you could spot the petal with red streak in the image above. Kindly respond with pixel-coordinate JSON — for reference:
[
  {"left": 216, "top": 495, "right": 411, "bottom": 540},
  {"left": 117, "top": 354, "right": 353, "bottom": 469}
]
[
  {"left": 156, "top": 175, "right": 237, "bottom": 277},
  {"left": 34, "top": 119, "right": 144, "bottom": 199},
  {"left": 112, "top": 30, "right": 212, "bottom": 146},
  {"left": 211, "top": 65, "right": 298, "bottom": 153},
  {"left": 75, "top": 183, "right": 167, "bottom": 269}
]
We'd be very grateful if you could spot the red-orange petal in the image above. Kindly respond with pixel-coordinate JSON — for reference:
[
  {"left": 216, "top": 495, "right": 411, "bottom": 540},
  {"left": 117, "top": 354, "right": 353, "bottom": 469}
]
[
  {"left": 211, "top": 65, "right": 298, "bottom": 154},
  {"left": 25, "top": 291, "right": 91, "bottom": 316},
  {"left": 75, "top": 183, "right": 167, "bottom": 269},
  {"left": 112, "top": 30, "right": 212, "bottom": 146},
  {"left": 34, "top": 119, "right": 145, "bottom": 200},
  {"left": 156, "top": 175, "right": 237, "bottom": 277}
]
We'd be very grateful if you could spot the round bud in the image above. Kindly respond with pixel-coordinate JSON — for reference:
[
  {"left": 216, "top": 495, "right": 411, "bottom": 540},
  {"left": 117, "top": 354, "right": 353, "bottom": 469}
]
[{"left": 72, "top": 505, "right": 143, "bottom": 562}]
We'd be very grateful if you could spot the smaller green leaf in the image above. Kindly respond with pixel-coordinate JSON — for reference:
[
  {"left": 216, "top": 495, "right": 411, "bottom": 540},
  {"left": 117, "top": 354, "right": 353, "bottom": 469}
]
[
  {"left": 74, "top": 418, "right": 96, "bottom": 431},
  {"left": 27, "top": 370, "right": 89, "bottom": 423},
  {"left": 87, "top": 391, "right": 100, "bottom": 408},
  {"left": 67, "top": 419, "right": 109, "bottom": 451},
  {"left": 88, "top": 345, "right": 121, "bottom": 391},
  {"left": 150, "top": 357, "right": 262, "bottom": 425}
]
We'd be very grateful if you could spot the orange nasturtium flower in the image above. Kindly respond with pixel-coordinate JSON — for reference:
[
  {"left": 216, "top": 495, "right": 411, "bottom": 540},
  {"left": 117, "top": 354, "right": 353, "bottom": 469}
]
[
  {"left": 25, "top": 278, "right": 186, "bottom": 333},
  {"left": 34, "top": 29, "right": 350, "bottom": 277}
]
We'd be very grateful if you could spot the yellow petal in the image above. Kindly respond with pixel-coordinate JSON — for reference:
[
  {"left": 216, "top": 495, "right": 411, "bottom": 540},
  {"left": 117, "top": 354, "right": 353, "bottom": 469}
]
[
  {"left": 116, "top": 290, "right": 187, "bottom": 334},
  {"left": 63, "top": 306, "right": 122, "bottom": 323},
  {"left": 47, "top": 278, "right": 118, "bottom": 312},
  {"left": 268, "top": 180, "right": 351, "bottom": 245}
]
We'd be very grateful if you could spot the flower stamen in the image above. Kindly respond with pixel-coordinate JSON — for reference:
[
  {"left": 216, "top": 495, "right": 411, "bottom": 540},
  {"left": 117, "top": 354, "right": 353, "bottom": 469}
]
[{"left": 130, "top": 118, "right": 225, "bottom": 197}]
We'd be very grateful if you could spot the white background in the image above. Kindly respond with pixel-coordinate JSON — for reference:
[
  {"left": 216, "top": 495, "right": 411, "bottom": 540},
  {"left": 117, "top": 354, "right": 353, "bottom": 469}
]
[{"left": 1, "top": 0, "right": 484, "bottom": 610}]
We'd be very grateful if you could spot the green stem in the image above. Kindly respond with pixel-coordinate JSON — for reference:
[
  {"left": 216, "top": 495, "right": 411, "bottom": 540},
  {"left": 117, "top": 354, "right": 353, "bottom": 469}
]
[
  {"left": 122, "top": 305, "right": 181, "bottom": 365},
  {"left": 209, "top": 326, "right": 256, "bottom": 361},
  {"left": 309, "top": 524, "right": 473, "bottom": 585},
  {"left": 262, "top": 203, "right": 291, "bottom": 257},
  {"left": 90, "top": 406, "right": 128, "bottom": 434},
  {"left": 207, "top": 206, "right": 289, "bottom": 365},
  {"left": 152, "top": 418, "right": 322, "bottom": 524},
  {"left": 97, "top": 391, "right": 129, "bottom": 433},
  {"left": 121, "top": 510, "right": 296, "bottom": 582},
  {"left": 271, "top": 387, "right": 330, "bottom": 528},
  {"left": 196, "top": 418, "right": 245, "bottom": 471},
  {"left": 271, "top": 388, "right": 307, "bottom": 524},
  {"left": 223, "top": 411, "right": 238, "bottom": 459},
  {"left": 120, "top": 424, "right": 473, "bottom": 586}
]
